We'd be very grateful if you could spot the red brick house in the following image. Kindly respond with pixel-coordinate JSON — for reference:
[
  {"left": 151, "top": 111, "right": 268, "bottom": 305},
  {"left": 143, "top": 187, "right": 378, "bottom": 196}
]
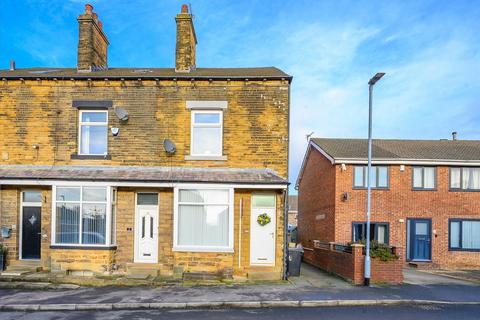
[{"left": 296, "top": 138, "right": 480, "bottom": 269}]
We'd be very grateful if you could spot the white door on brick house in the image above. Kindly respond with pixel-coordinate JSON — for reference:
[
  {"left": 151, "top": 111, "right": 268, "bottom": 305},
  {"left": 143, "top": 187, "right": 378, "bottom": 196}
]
[
  {"left": 250, "top": 194, "right": 276, "bottom": 266},
  {"left": 134, "top": 193, "right": 159, "bottom": 263}
]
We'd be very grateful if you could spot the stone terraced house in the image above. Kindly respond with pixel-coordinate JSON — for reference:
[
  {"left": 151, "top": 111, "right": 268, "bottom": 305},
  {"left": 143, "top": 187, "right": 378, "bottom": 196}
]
[{"left": 0, "top": 4, "right": 291, "bottom": 280}]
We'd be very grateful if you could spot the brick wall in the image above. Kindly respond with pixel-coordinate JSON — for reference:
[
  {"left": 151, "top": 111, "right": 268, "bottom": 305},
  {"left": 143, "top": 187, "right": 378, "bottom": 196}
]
[
  {"left": 0, "top": 79, "right": 289, "bottom": 179},
  {"left": 335, "top": 164, "right": 480, "bottom": 269},
  {"left": 303, "top": 244, "right": 403, "bottom": 285},
  {"left": 297, "top": 148, "right": 336, "bottom": 247}
]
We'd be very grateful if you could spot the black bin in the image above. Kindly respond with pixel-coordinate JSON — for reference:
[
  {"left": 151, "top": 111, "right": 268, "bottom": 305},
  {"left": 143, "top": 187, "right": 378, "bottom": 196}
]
[{"left": 288, "top": 247, "right": 304, "bottom": 277}]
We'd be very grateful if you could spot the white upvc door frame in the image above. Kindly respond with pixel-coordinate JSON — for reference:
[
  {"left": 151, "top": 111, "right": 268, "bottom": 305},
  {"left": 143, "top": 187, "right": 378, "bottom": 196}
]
[
  {"left": 19, "top": 189, "right": 42, "bottom": 261},
  {"left": 134, "top": 192, "right": 159, "bottom": 263},
  {"left": 249, "top": 193, "right": 277, "bottom": 266}
]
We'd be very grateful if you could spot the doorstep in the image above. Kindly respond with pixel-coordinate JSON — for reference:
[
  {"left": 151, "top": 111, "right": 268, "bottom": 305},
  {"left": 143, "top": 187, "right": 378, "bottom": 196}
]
[{"left": 1, "top": 260, "right": 42, "bottom": 277}]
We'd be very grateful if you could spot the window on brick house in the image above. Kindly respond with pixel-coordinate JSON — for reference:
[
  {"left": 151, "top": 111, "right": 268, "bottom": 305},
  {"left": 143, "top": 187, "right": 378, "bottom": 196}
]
[
  {"left": 190, "top": 110, "right": 223, "bottom": 156},
  {"left": 412, "top": 167, "right": 436, "bottom": 190},
  {"left": 353, "top": 166, "right": 389, "bottom": 189},
  {"left": 449, "top": 219, "right": 480, "bottom": 250},
  {"left": 450, "top": 167, "right": 480, "bottom": 191},
  {"left": 352, "top": 222, "right": 389, "bottom": 244},
  {"left": 78, "top": 110, "right": 108, "bottom": 155}
]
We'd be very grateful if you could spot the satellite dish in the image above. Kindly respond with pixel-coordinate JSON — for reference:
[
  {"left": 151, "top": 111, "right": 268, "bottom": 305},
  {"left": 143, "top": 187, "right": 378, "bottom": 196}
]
[
  {"left": 163, "top": 139, "right": 176, "bottom": 154},
  {"left": 114, "top": 107, "right": 129, "bottom": 121}
]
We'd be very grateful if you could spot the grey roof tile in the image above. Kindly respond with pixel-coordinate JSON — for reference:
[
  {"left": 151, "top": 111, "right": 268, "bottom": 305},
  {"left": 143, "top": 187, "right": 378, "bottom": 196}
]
[
  {"left": 311, "top": 138, "right": 480, "bottom": 161},
  {"left": 0, "top": 67, "right": 292, "bottom": 81},
  {"left": 0, "top": 165, "right": 288, "bottom": 185}
]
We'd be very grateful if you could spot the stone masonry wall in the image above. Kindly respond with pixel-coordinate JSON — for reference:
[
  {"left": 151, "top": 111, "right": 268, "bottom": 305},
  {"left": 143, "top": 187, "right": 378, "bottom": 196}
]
[{"left": 0, "top": 79, "right": 289, "bottom": 179}]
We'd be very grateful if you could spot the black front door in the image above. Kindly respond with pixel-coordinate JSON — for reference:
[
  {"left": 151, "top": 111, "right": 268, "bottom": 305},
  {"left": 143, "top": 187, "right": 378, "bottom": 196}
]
[{"left": 22, "top": 207, "right": 41, "bottom": 259}]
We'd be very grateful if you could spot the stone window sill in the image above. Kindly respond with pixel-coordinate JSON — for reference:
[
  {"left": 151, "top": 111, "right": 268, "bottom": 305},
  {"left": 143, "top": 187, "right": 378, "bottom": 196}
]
[
  {"left": 50, "top": 245, "right": 117, "bottom": 250},
  {"left": 185, "top": 155, "right": 227, "bottom": 161},
  {"left": 71, "top": 154, "right": 112, "bottom": 160}
]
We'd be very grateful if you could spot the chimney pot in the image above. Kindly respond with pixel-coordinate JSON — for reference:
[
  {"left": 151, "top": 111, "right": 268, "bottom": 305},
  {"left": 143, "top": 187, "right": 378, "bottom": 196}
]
[
  {"left": 181, "top": 4, "right": 189, "bottom": 13},
  {"left": 452, "top": 131, "right": 458, "bottom": 140},
  {"left": 98, "top": 21, "right": 103, "bottom": 29},
  {"left": 92, "top": 12, "right": 98, "bottom": 21},
  {"left": 85, "top": 4, "right": 93, "bottom": 13},
  {"left": 9, "top": 60, "right": 15, "bottom": 71}
]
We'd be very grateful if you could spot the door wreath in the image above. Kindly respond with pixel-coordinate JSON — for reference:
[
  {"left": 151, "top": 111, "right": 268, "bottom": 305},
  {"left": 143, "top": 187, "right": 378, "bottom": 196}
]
[{"left": 257, "top": 213, "right": 271, "bottom": 226}]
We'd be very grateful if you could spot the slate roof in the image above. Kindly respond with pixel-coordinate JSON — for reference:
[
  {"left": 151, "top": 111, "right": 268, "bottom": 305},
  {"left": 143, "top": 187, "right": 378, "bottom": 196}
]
[
  {"left": 0, "top": 165, "right": 287, "bottom": 185},
  {"left": 0, "top": 67, "right": 292, "bottom": 81},
  {"left": 311, "top": 138, "right": 480, "bottom": 161}
]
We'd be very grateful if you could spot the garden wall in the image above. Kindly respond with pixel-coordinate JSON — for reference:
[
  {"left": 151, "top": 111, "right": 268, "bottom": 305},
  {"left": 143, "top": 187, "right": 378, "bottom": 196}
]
[{"left": 303, "top": 242, "right": 403, "bottom": 285}]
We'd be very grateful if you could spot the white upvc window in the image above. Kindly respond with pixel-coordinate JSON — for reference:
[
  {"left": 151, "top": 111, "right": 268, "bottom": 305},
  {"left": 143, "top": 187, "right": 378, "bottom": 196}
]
[
  {"left": 78, "top": 110, "right": 108, "bottom": 155},
  {"left": 190, "top": 110, "right": 223, "bottom": 157},
  {"left": 173, "top": 186, "right": 234, "bottom": 252},
  {"left": 52, "top": 185, "right": 114, "bottom": 247}
]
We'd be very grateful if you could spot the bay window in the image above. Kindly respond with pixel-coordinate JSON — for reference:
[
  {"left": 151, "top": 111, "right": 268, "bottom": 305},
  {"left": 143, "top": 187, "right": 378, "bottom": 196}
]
[
  {"left": 449, "top": 219, "right": 480, "bottom": 250},
  {"left": 450, "top": 167, "right": 480, "bottom": 191},
  {"left": 53, "top": 186, "right": 115, "bottom": 246},
  {"left": 174, "top": 187, "right": 233, "bottom": 252},
  {"left": 79, "top": 110, "right": 108, "bottom": 155}
]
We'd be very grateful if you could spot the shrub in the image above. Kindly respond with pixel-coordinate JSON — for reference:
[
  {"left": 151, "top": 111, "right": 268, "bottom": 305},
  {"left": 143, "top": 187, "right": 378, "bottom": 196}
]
[{"left": 349, "top": 240, "right": 399, "bottom": 262}]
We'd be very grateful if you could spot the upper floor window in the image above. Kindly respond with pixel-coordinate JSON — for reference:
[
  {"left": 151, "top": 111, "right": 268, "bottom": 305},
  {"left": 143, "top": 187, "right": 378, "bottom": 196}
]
[
  {"left": 79, "top": 110, "right": 108, "bottom": 155},
  {"left": 412, "top": 167, "right": 436, "bottom": 190},
  {"left": 353, "top": 166, "right": 389, "bottom": 189},
  {"left": 190, "top": 110, "right": 223, "bottom": 156},
  {"left": 450, "top": 167, "right": 480, "bottom": 191},
  {"left": 450, "top": 219, "right": 480, "bottom": 250}
]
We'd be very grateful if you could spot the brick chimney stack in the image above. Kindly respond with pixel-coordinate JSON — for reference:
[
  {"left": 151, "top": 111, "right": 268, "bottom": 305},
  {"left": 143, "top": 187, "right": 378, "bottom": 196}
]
[
  {"left": 77, "top": 4, "right": 109, "bottom": 72},
  {"left": 175, "top": 4, "right": 197, "bottom": 72}
]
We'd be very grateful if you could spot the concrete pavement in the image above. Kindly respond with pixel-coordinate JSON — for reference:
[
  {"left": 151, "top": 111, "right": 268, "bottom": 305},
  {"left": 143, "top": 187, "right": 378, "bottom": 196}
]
[{"left": 0, "top": 263, "right": 478, "bottom": 312}]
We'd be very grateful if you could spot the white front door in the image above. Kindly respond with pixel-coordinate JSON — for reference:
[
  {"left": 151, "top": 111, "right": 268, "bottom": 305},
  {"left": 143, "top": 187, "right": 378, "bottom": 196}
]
[
  {"left": 250, "top": 194, "right": 276, "bottom": 266},
  {"left": 134, "top": 204, "right": 158, "bottom": 263}
]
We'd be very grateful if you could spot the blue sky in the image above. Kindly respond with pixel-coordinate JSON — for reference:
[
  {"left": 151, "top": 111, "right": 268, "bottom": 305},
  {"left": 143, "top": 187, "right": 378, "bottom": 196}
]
[{"left": 1, "top": 1, "right": 480, "bottom": 194}]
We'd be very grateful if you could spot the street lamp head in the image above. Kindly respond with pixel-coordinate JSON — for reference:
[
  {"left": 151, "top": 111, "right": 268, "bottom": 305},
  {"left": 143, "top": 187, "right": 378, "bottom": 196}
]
[{"left": 368, "top": 72, "right": 385, "bottom": 86}]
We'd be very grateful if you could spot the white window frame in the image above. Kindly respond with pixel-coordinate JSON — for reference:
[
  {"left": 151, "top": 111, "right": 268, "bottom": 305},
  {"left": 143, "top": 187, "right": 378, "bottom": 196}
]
[
  {"left": 51, "top": 185, "right": 113, "bottom": 247},
  {"left": 190, "top": 110, "right": 223, "bottom": 157},
  {"left": 78, "top": 109, "right": 108, "bottom": 156},
  {"left": 173, "top": 185, "right": 234, "bottom": 252}
]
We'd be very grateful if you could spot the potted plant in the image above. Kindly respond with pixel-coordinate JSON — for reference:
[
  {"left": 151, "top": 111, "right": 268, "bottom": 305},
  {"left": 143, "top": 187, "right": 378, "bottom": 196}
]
[{"left": 0, "top": 244, "right": 7, "bottom": 271}]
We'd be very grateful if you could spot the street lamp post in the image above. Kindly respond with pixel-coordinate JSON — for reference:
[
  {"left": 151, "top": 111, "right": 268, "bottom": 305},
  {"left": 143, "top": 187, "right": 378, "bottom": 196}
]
[{"left": 364, "top": 72, "right": 385, "bottom": 286}]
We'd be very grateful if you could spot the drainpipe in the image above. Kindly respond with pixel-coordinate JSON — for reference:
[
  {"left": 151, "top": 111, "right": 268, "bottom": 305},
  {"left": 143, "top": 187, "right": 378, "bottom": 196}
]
[
  {"left": 238, "top": 198, "right": 243, "bottom": 269},
  {"left": 283, "top": 189, "right": 288, "bottom": 280}
]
